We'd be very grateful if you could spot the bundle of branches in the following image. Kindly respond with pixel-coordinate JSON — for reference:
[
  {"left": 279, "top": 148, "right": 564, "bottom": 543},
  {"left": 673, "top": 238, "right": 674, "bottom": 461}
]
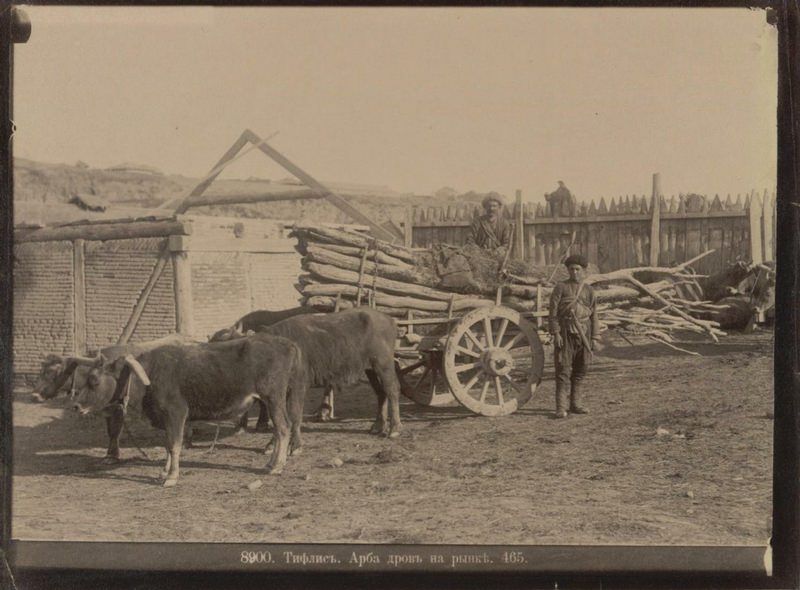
[{"left": 290, "top": 224, "right": 726, "bottom": 351}]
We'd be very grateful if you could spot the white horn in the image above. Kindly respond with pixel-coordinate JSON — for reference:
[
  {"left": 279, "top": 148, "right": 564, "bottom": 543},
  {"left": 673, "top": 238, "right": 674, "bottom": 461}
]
[{"left": 124, "top": 354, "right": 151, "bottom": 386}]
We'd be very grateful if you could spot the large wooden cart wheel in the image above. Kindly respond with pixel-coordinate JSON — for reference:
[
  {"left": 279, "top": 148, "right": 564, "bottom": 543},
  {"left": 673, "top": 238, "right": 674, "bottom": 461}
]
[
  {"left": 395, "top": 348, "right": 456, "bottom": 407},
  {"left": 444, "top": 306, "right": 544, "bottom": 416}
]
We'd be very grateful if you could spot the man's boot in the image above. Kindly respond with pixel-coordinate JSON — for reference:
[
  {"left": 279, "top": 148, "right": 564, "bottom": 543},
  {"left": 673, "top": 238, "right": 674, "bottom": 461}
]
[
  {"left": 555, "top": 383, "right": 569, "bottom": 419},
  {"left": 570, "top": 381, "right": 589, "bottom": 414}
]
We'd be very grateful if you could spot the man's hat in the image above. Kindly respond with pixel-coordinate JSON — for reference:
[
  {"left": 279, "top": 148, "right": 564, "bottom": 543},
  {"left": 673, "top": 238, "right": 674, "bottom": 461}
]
[
  {"left": 481, "top": 192, "right": 505, "bottom": 209},
  {"left": 564, "top": 254, "right": 588, "bottom": 268}
]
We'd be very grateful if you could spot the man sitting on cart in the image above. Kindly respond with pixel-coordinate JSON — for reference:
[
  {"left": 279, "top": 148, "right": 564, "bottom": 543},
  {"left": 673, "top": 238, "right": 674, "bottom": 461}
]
[
  {"left": 466, "top": 192, "right": 512, "bottom": 257},
  {"left": 548, "top": 254, "right": 600, "bottom": 419}
]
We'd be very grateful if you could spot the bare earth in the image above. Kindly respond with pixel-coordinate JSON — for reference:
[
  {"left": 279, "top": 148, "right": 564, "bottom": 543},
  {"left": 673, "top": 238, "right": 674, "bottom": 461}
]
[{"left": 12, "top": 330, "right": 774, "bottom": 546}]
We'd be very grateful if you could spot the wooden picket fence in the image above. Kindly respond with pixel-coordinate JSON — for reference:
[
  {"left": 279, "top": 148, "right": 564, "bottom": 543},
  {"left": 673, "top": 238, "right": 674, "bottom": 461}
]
[{"left": 404, "top": 189, "right": 776, "bottom": 275}]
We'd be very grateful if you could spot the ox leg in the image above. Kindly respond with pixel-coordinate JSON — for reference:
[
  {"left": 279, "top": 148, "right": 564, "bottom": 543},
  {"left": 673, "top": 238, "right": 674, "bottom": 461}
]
[
  {"left": 287, "top": 373, "right": 306, "bottom": 457},
  {"left": 369, "top": 363, "right": 402, "bottom": 438},
  {"left": 315, "top": 386, "right": 335, "bottom": 422},
  {"left": 103, "top": 406, "right": 124, "bottom": 463},
  {"left": 254, "top": 399, "right": 271, "bottom": 433},
  {"left": 365, "top": 370, "right": 389, "bottom": 436},
  {"left": 264, "top": 394, "right": 290, "bottom": 475},
  {"left": 161, "top": 410, "right": 188, "bottom": 487}
]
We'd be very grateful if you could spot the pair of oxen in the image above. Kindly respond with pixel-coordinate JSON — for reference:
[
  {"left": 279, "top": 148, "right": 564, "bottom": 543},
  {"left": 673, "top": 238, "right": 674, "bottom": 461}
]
[{"left": 35, "top": 307, "right": 402, "bottom": 487}]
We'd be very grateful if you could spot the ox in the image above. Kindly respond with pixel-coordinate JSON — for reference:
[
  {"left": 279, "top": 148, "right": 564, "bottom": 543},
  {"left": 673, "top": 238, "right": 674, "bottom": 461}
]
[
  {"left": 213, "top": 308, "right": 402, "bottom": 438},
  {"left": 109, "top": 333, "right": 305, "bottom": 486},
  {"left": 208, "top": 306, "right": 322, "bottom": 343}
]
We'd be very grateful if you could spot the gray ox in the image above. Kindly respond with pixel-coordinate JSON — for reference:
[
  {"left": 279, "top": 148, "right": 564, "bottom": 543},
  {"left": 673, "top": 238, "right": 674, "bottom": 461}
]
[{"left": 110, "top": 333, "right": 305, "bottom": 486}]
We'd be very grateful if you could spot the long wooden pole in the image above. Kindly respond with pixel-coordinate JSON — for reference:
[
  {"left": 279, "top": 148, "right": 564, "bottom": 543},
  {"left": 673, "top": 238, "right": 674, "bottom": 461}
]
[
  {"left": 242, "top": 129, "right": 396, "bottom": 242},
  {"left": 515, "top": 190, "right": 524, "bottom": 261},
  {"left": 72, "top": 239, "right": 87, "bottom": 355}
]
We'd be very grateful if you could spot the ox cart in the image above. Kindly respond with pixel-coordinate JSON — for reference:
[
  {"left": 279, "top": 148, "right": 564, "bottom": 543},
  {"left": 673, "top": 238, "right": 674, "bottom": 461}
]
[{"left": 292, "top": 224, "right": 548, "bottom": 417}]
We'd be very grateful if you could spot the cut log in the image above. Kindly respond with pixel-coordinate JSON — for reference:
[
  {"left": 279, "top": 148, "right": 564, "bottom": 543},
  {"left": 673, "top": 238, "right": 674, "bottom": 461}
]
[
  {"left": 305, "top": 244, "right": 435, "bottom": 285},
  {"left": 301, "top": 283, "right": 496, "bottom": 312},
  {"left": 299, "top": 241, "right": 412, "bottom": 269},
  {"left": 292, "top": 224, "right": 416, "bottom": 263}
]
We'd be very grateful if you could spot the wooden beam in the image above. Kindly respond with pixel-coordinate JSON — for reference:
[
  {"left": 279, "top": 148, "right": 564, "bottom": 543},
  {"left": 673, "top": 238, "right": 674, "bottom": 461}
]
[
  {"left": 174, "top": 188, "right": 322, "bottom": 209},
  {"left": 72, "top": 239, "right": 87, "bottom": 355},
  {"left": 168, "top": 235, "right": 296, "bottom": 253},
  {"left": 174, "top": 130, "right": 255, "bottom": 215},
  {"left": 15, "top": 219, "right": 190, "bottom": 243},
  {"left": 748, "top": 190, "right": 763, "bottom": 264},
  {"left": 649, "top": 173, "right": 661, "bottom": 265},
  {"left": 404, "top": 206, "right": 413, "bottom": 248},
  {"left": 116, "top": 247, "right": 170, "bottom": 345},
  {"left": 242, "top": 129, "right": 396, "bottom": 243},
  {"left": 172, "top": 251, "right": 194, "bottom": 336}
]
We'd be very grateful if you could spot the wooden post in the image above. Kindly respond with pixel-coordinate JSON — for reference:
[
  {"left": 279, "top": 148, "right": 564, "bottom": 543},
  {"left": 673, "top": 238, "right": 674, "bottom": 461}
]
[
  {"left": 404, "top": 206, "right": 413, "bottom": 248},
  {"left": 748, "top": 190, "right": 763, "bottom": 264},
  {"left": 515, "top": 190, "right": 524, "bottom": 261},
  {"left": 172, "top": 250, "right": 194, "bottom": 336},
  {"left": 649, "top": 173, "right": 661, "bottom": 266},
  {"left": 72, "top": 239, "right": 87, "bottom": 355},
  {"left": 761, "top": 189, "right": 773, "bottom": 262}
]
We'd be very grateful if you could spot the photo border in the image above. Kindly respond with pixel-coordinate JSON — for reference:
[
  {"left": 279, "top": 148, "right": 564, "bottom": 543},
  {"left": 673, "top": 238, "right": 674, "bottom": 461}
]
[{"left": 1, "top": 2, "right": 797, "bottom": 588}]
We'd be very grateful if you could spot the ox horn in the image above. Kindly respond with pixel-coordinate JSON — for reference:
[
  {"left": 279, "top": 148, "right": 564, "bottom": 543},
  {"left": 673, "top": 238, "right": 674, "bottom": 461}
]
[
  {"left": 64, "top": 354, "right": 102, "bottom": 367},
  {"left": 124, "top": 354, "right": 151, "bottom": 386}
]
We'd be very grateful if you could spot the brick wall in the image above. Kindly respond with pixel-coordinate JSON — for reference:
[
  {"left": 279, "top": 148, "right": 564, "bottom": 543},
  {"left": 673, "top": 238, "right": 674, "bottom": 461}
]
[
  {"left": 248, "top": 252, "right": 303, "bottom": 312},
  {"left": 84, "top": 238, "right": 176, "bottom": 350},
  {"left": 191, "top": 251, "right": 251, "bottom": 339},
  {"left": 13, "top": 241, "right": 74, "bottom": 379}
]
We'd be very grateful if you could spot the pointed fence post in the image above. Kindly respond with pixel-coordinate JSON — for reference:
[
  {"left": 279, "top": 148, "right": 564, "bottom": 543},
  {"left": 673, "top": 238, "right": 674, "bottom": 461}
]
[
  {"left": 748, "top": 190, "right": 763, "bottom": 264},
  {"left": 649, "top": 173, "right": 661, "bottom": 266},
  {"left": 404, "top": 206, "right": 413, "bottom": 248},
  {"left": 515, "top": 190, "right": 524, "bottom": 261}
]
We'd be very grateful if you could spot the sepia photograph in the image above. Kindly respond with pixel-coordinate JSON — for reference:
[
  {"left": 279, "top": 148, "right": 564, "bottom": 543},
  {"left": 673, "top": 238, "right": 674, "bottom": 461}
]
[{"left": 2, "top": 3, "right": 792, "bottom": 583}]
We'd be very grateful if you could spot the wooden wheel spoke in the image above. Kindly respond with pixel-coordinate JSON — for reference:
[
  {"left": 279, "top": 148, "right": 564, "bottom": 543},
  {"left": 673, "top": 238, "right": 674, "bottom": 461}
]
[
  {"left": 479, "top": 379, "right": 491, "bottom": 405},
  {"left": 502, "top": 332, "right": 524, "bottom": 350},
  {"left": 455, "top": 345, "right": 481, "bottom": 359},
  {"left": 494, "top": 376, "right": 505, "bottom": 406},
  {"left": 483, "top": 317, "right": 494, "bottom": 348},
  {"left": 454, "top": 361, "right": 480, "bottom": 374},
  {"left": 503, "top": 374, "right": 525, "bottom": 397},
  {"left": 399, "top": 360, "right": 426, "bottom": 374},
  {"left": 414, "top": 366, "right": 431, "bottom": 389},
  {"left": 464, "top": 371, "right": 482, "bottom": 392},
  {"left": 464, "top": 328, "right": 486, "bottom": 352},
  {"left": 495, "top": 318, "right": 510, "bottom": 348}
]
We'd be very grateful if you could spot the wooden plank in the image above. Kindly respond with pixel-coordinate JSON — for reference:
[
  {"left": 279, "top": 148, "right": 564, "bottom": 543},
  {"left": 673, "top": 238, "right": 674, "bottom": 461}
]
[
  {"left": 72, "top": 239, "right": 86, "bottom": 355},
  {"left": 748, "top": 190, "right": 763, "bottom": 263},
  {"left": 515, "top": 190, "right": 524, "bottom": 260},
  {"left": 762, "top": 189, "right": 774, "bottom": 262},
  {"left": 649, "top": 173, "right": 661, "bottom": 265},
  {"left": 172, "top": 251, "right": 194, "bottom": 336},
  {"left": 404, "top": 207, "right": 413, "bottom": 248},
  {"left": 15, "top": 219, "right": 190, "bottom": 243},
  {"left": 243, "top": 129, "right": 395, "bottom": 242}
]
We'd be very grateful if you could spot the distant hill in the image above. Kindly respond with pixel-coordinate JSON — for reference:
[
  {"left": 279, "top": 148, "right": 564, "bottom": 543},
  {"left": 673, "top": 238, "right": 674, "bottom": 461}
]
[{"left": 12, "top": 158, "right": 497, "bottom": 229}]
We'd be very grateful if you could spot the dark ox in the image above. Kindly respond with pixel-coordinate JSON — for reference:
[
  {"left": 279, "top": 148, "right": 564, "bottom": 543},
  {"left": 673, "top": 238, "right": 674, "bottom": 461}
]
[
  {"left": 213, "top": 308, "right": 402, "bottom": 438},
  {"left": 110, "top": 333, "right": 305, "bottom": 487},
  {"left": 209, "top": 306, "right": 322, "bottom": 343}
]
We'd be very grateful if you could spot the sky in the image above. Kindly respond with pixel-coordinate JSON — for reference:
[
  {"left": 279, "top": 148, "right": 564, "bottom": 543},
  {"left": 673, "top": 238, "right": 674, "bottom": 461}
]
[{"left": 12, "top": 6, "right": 778, "bottom": 204}]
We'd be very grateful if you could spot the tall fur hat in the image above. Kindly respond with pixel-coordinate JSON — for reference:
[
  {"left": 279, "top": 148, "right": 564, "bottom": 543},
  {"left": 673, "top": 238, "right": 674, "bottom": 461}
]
[
  {"left": 481, "top": 192, "right": 505, "bottom": 209},
  {"left": 563, "top": 254, "right": 588, "bottom": 268}
]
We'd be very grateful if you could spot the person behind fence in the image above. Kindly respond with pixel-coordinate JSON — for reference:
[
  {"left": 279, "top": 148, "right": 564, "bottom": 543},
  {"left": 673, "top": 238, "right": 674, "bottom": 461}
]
[
  {"left": 548, "top": 254, "right": 600, "bottom": 419},
  {"left": 466, "top": 192, "right": 512, "bottom": 256},
  {"left": 545, "top": 180, "right": 577, "bottom": 217}
]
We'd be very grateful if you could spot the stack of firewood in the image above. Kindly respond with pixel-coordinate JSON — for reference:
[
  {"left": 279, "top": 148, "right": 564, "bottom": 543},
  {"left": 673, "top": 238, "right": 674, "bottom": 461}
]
[{"left": 291, "top": 224, "right": 728, "bottom": 351}]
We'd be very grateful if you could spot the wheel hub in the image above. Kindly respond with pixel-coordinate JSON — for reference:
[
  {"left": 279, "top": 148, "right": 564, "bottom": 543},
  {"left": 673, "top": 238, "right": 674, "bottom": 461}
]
[{"left": 480, "top": 347, "right": 514, "bottom": 376}]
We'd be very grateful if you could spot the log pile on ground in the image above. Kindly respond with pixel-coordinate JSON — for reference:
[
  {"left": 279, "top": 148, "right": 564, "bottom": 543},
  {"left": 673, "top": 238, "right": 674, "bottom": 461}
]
[{"left": 291, "top": 224, "right": 769, "bottom": 352}]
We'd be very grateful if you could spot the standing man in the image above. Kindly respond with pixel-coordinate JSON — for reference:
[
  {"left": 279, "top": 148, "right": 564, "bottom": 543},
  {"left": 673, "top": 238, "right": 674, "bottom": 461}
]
[
  {"left": 466, "top": 192, "right": 512, "bottom": 256},
  {"left": 545, "top": 180, "right": 577, "bottom": 217},
  {"left": 548, "top": 254, "right": 600, "bottom": 418}
]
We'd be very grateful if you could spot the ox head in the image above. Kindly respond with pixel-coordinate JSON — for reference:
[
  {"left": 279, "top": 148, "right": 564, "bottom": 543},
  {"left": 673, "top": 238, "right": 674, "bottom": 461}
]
[
  {"left": 34, "top": 353, "right": 99, "bottom": 401},
  {"left": 208, "top": 321, "right": 250, "bottom": 343},
  {"left": 68, "top": 354, "right": 151, "bottom": 417}
]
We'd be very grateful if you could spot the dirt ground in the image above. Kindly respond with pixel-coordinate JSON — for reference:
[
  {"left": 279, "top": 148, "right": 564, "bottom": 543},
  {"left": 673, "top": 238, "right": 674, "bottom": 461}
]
[{"left": 12, "top": 329, "right": 774, "bottom": 546}]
